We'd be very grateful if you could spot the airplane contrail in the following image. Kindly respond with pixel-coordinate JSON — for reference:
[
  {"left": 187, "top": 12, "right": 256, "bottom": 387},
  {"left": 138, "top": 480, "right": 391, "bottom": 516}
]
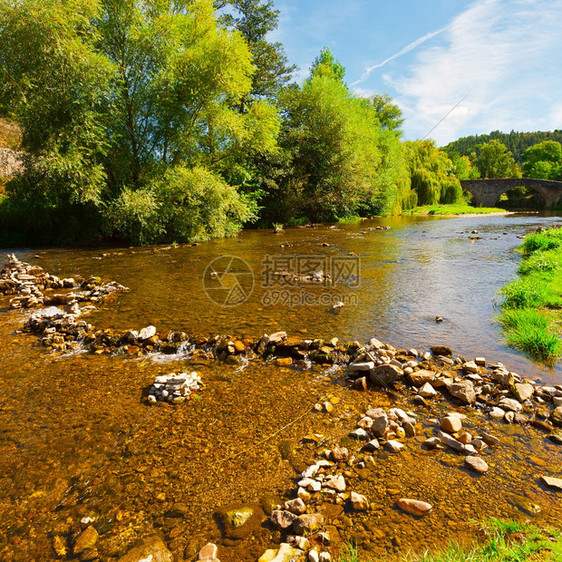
[{"left": 351, "top": 26, "right": 447, "bottom": 86}]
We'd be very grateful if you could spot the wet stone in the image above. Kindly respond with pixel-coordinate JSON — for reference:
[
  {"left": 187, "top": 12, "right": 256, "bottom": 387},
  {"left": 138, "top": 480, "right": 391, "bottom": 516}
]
[
  {"left": 396, "top": 498, "right": 432, "bottom": 516},
  {"left": 271, "top": 510, "right": 298, "bottom": 530},
  {"left": 118, "top": 536, "right": 173, "bottom": 562},
  {"left": 464, "top": 456, "right": 489, "bottom": 474},
  {"left": 440, "top": 416, "right": 462, "bottom": 433}
]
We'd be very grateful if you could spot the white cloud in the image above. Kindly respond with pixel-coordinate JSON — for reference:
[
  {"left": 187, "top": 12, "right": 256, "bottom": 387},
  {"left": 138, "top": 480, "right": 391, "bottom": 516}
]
[
  {"left": 387, "top": 0, "right": 562, "bottom": 144},
  {"left": 351, "top": 27, "right": 446, "bottom": 87}
]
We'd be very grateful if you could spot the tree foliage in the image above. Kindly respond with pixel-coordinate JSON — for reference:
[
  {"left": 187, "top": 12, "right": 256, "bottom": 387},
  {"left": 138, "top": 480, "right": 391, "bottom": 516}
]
[
  {"left": 405, "top": 140, "right": 463, "bottom": 206},
  {"left": 265, "top": 48, "right": 410, "bottom": 222},
  {"left": 0, "top": 0, "right": 278, "bottom": 243},
  {"left": 476, "top": 139, "right": 518, "bottom": 179},
  {"left": 522, "top": 141, "right": 562, "bottom": 180},
  {"left": 215, "top": 0, "right": 295, "bottom": 102},
  {"left": 444, "top": 129, "right": 562, "bottom": 164}
]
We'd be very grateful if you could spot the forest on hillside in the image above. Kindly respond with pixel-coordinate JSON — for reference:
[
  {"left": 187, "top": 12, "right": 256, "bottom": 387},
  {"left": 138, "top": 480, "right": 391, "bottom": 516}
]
[{"left": 444, "top": 130, "right": 562, "bottom": 163}]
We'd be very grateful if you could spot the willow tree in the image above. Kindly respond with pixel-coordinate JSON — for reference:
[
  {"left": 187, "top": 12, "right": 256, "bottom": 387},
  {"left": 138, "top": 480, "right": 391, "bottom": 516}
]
[{"left": 405, "top": 140, "right": 463, "bottom": 205}]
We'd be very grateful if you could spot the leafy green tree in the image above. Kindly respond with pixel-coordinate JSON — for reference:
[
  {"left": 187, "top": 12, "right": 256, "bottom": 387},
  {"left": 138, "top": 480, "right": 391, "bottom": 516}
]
[
  {"left": 522, "top": 141, "right": 562, "bottom": 180},
  {"left": 370, "top": 94, "right": 404, "bottom": 135},
  {"left": 215, "top": 0, "right": 295, "bottom": 103},
  {"left": 475, "top": 139, "right": 517, "bottom": 178},
  {"left": 0, "top": 0, "right": 279, "bottom": 243},
  {"left": 270, "top": 49, "right": 409, "bottom": 222}
]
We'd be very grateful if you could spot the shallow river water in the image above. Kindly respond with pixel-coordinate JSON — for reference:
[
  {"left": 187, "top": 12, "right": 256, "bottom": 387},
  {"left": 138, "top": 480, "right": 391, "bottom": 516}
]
[{"left": 0, "top": 213, "right": 561, "bottom": 561}]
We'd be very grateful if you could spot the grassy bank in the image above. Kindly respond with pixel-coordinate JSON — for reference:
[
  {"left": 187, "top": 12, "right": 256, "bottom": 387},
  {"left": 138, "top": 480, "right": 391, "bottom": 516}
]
[
  {"left": 498, "top": 226, "right": 562, "bottom": 362},
  {"left": 337, "top": 519, "right": 562, "bottom": 561},
  {"left": 405, "top": 204, "right": 506, "bottom": 216}
]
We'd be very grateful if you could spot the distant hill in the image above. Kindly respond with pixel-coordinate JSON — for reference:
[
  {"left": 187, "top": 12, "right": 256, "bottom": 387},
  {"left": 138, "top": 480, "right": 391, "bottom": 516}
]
[{"left": 443, "top": 130, "right": 562, "bottom": 163}]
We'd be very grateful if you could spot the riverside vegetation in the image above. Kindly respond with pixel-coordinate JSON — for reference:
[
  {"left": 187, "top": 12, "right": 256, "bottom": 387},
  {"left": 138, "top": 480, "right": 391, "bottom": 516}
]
[
  {"left": 1, "top": 0, "right": 562, "bottom": 246},
  {"left": 498, "top": 226, "right": 562, "bottom": 363}
]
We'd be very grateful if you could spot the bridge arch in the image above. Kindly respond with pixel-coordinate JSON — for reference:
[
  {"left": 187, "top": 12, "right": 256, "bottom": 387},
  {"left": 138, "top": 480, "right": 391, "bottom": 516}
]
[{"left": 460, "top": 178, "right": 562, "bottom": 208}]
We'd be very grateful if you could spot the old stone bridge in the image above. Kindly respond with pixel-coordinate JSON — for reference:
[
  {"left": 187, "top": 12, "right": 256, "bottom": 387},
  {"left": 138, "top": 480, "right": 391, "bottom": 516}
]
[{"left": 460, "top": 178, "right": 562, "bottom": 207}]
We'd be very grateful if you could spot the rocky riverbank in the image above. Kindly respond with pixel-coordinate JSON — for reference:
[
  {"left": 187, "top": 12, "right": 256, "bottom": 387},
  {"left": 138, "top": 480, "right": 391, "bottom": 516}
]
[{"left": 1, "top": 253, "right": 561, "bottom": 561}]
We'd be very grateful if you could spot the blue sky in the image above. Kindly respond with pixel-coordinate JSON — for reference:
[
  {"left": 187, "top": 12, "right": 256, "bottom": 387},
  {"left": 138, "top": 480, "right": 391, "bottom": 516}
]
[{"left": 271, "top": 0, "right": 562, "bottom": 145}]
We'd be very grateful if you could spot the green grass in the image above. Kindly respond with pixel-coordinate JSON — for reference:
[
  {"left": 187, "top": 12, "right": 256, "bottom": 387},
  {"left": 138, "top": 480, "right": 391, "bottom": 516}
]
[
  {"left": 405, "top": 204, "right": 506, "bottom": 216},
  {"left": 336, "top": 519, "right": 562, "bottom": 561},
  {"left": 497, "top": 226, "right": 562, "bottom": 363},
  {"left": 337, "top": 215, "right": 362, "bottom": 224}
]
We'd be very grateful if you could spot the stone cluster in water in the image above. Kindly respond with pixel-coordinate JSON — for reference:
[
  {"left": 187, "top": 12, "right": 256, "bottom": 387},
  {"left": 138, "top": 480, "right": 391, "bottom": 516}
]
[
  {"left": 0, "top": 253, "right": 76, "bottom": 308},
  {"left": 147, "top": 371, "right": 202, "bottom": 404}
]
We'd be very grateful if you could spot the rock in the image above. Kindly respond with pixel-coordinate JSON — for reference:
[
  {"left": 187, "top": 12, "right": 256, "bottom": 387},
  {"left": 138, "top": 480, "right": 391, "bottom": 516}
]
[
  {"left": 474, "top": 357, "right": 486, "bottom": 366},
  {"left": 552, "top": 406, "right": 562, "bottom": 426},
  {"left": 408, "top": 369, "right": 436, "bottom": 387},
  {"left": 349, "top": 428, "right": 369, "bottom": 440},
  {"left": 499, "top": 397, "right": 523, "bottom": 412},
  {"left": 362, "top": 439, "right": 380, "bottom": 452},
  {"left": 138, "top": 325, "right": 157, "bottom": 340},
  {"left": 431, "top": 345, "right": 452, "bottom": 356},
  {"left": 437, "top": 430, "right": 465, "bottom": 452},
  {"left": 440, "top": 416, "right": 462, "bottom": 433},
  {"left": 492, "top": 370, "right": 514, "bottom": 387},
  {"left": 356, "top": 416, "right": 373, "bottom": 430},
  {"left": 330, "top": 446, "right": 349, "bottom": 462},
  {"left": 258, "top": 543, "right": 302, "bottom": 562},
  {"left": 423, "top": 437, "right": 442, "bottom": 449},
  {"left": 514, "top": 383, "right": 534, "bottom": 402},
  {"left": 269, "top": 331, "right": 287, "bottom": 344},
  {"left": 74, "top": 526, "right": 98, "bottom": 555},
  {"left": 540, "top": 476, "right": 562, "bottom": 491},
  {"left": 447, "top": 380, "right": 476, "bottom": 404},
  {"left": 118, "top": 536, "right": 173, "bottom": 562},
  {"left": 319, "top": 553, "right": 331, "bottom": 562},
  {"left": 298, "top": 478, "right": 322, "bottom": 492},
  {"left": 308, "top": 551, "right": 319, "bottom": 562},
  {"left": 271, "top": 510, "right": 298, "bottom": 530},
  {"left": 464, "top": 456, "right": 489, "bottom": 474},
  {"left": 284, "top": 498, "right": 307, "bottom": 515},
  {"left": 489, "top": 407, "right": 505, "bottom": 421},
  {"left": 463, "top": 360, "right": 479, "bottom": 373},
  {"left": 369, "top": 364, "right": 402, "bottom": 386},
  {"left": 548, "top": 429, "right": 562, "bottom": 444},
  {"left": 350, "top": 491, "right": 369, "bottom": 511},
  {"left": 365, "top": 408, "right": 388, "bottom": 437},
  {"left": 419, "top": 382, "right": 437, "bottom": 398},
  {"left": 349, "top": 361, "right": 375, "bottom": 372},
  {"left": 294, "top": 513, "right": 324, "bottom": 534},
  {"left": 396, "top": 498, "right": 432, "bottom": 516},
  {"left": 385, "top": 440, "right": 404, "bottom": 453},
  {"left": 199, "top": 542, "right": 219, "bottom": 560},
  {"left": 325, "top": 474, "right": 346, "bottom": 492}
]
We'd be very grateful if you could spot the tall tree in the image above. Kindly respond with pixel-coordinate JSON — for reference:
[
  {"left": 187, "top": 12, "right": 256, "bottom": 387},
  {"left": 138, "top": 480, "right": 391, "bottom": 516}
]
[
  {"left": 405, "top": 140, "right": 463, "bottom": 205},
  {"left": 522, "top": 141, "right": 562, "bottom": 180},
  {"left": 476, "top": 139, "right": 517, "bottom": 178},
  {"left": 370, "top": 94, "right": 404, "bottom": 135},
  {"left": 215, "top": 0, "right": 295, "bottom": 104}
]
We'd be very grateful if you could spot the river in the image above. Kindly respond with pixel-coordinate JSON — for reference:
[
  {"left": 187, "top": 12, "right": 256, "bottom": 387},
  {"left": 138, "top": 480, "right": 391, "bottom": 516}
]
[{"left": 0, "top": 212, "right": 561, "bottom": 561}]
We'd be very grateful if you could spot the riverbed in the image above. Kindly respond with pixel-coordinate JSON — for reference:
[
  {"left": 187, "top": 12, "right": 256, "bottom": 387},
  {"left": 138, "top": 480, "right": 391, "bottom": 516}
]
[{"left": 0, "top": 213, "right": 561, "bottom": 561}]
